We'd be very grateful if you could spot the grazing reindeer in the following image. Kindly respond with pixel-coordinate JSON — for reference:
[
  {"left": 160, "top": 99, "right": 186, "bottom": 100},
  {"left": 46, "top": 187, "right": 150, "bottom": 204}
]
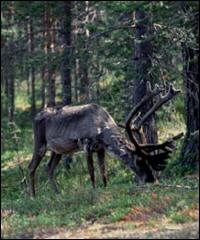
[{"left": 28, "top": 82, "right": 183, "bottom": 197}]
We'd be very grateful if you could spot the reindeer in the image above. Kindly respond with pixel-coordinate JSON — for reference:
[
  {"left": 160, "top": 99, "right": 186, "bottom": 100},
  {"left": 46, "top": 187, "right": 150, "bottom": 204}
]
[{"left": 28, "top": 82, "right": 183, "bottom": 197}]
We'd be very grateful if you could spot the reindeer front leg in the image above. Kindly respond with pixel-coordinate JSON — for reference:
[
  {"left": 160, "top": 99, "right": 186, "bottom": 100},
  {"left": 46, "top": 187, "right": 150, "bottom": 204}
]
[
  {"left": 97, "top": 148, "right": 107, "bottom": 187},
  {"left": 46, "top": 152, "right": 62, "bottom": 194},
  {"left": 80, "top": 138, "right": 96, "bottom": 188},
  {"left": 86, "top": 151, "right": 96, "bottom": 188}
]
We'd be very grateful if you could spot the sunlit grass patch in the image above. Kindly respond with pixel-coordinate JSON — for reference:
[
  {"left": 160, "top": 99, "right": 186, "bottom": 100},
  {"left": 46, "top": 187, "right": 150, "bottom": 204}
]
[
  {"left": 1, "top": 151, "right": 32, "bottom": 170},
  {"left": 170, "top": 203, "right": 199, "bottom": 224},
  {"left": 170, "top": 213, "right": 195, "bottom": 224}
]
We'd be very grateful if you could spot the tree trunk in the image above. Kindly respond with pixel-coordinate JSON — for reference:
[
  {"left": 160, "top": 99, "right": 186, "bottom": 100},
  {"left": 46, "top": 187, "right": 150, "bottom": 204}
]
[
  {"left": 180, "top": 44, "right": 199, "bottom": 171},
  {"left": 47, "top": 5, "right": 56, "bottom": 107},
  {"left": 60, "top": 1, "right": 72, "bottom": 105},
  {"left": 79, "top": 1, "right": 90, "bottom": 103},
  {"left": 2, "top": 46, "right": 9, "bottom": 116},
  {"left": 41, "top": 67, "right": 46, "bottom": 109},
  {"left": 183, "top": 46, "right": 199, "bottom": 133},
  {"left": 41, "top": 6, "right": 47, "bottom": 109},
  {"left": 132, "top": 8, "right": 158, "bottom": 144},
  {"left": 25, "top": 22, "right": 30, "bottom": 96},
  {"left": 75, "top": 58, "right": 79, "bottom": 102},
  {"left": 74, "top": 2, "right": 79, "bottom": 102},
  {"left": 180, "top": 2, "right": 199, "bottom": 172},
  {"left": 29, "top": 17, "right": 36, "bottom": 116},
  {"left": 7, "top": 43, "right": 15, "bottom": 121},
  {"left": 5, "top": 3, "right": 15, "bottom": 121}
]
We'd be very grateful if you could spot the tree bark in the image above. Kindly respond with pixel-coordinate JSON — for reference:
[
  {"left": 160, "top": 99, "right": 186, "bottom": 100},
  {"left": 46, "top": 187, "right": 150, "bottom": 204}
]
[
  {"left": 79, "top": 1, "right": 90, "bottom": 103},
  {"left": 46, "top": 5, "right": 56, "bottom": 107},
  {"left": 74, "top": 2, "right": 79, "bottom": 102},
  {"left": 132, "top": 8, "right": 158, "bottom": 144},
  {"left": 180, "top": 3, "right": 199, "bottom": 172},
  {"left": 41, "top": 68, "right": 46, "bottom": 109},
  {"left": 41, "top": 5, "right": 47, "bottom": 109},
  {"left": 24, "top": 22, "right": 30, "bottom": 97},
  {"left": 183, "top": 46, "right": 199, "bottom": 133},
  {"left": 60, "top": 1, "right": 72, "bottom": 105},
  {"left": 5, "top": 3, "right": 15, "bottom": 121},
  {"left": 181, "top": 44, "right": 199, "bottom": 171},
  {"left": 29, "top": 17, "right": 36, "bottom": 116},
  {"left": 7, "top": 43, "right": 15, "bottom": 121}
]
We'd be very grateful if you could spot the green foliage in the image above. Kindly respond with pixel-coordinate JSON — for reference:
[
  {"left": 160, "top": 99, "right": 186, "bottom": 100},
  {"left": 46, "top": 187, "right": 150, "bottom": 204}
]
[
  {"left": 99, "top": 77, "right": 125, "bottom": 122},
  {"left": 170, "top": 213, "right": 192, "bottom": 224}
]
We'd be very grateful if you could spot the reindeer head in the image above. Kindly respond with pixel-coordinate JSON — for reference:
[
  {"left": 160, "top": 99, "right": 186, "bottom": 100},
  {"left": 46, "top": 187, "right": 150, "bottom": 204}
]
[{"left": 124, "top": 81, "right": 183, "bottom": 183}]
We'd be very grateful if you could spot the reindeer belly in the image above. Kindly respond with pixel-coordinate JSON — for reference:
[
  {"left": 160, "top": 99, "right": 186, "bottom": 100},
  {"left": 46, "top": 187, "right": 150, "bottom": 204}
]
[{"left": 47, "top": 137, "right": 79, "bottom": 154}]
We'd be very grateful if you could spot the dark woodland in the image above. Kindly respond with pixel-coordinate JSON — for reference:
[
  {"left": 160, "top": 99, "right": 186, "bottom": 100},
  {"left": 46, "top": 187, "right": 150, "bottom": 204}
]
[{"left": 1, "top": 1, "right": 199, "bottom": 238}]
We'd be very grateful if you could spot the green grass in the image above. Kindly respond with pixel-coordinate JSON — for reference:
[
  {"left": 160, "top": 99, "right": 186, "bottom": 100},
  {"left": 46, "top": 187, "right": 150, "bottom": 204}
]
[
  {"left": 170, "top": 213, "right": 194, "bottom": 224},
  {"left": 1, "top": 83, "right": 199, "bottom": 239},
  {"left": 2, "top": 156, "right": 199, "bottom": 238}
]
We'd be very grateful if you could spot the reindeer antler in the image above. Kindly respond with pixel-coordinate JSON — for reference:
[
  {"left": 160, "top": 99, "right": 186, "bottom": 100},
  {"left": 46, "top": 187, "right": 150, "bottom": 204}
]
[
  {"left": 132, "top": 83, "right": 181, "bottom": 132},
  {"left": 125, "top": 81, "right": 183, "bottom": 170},
  {"left": 125, "top": 82, "right": 165, "bottom": 150}
]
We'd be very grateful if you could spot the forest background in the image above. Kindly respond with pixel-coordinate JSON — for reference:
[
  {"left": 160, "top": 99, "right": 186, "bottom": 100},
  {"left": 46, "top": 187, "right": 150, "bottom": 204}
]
[{"left": 1, "top": 1, "right": 199, "bottom": 238}]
